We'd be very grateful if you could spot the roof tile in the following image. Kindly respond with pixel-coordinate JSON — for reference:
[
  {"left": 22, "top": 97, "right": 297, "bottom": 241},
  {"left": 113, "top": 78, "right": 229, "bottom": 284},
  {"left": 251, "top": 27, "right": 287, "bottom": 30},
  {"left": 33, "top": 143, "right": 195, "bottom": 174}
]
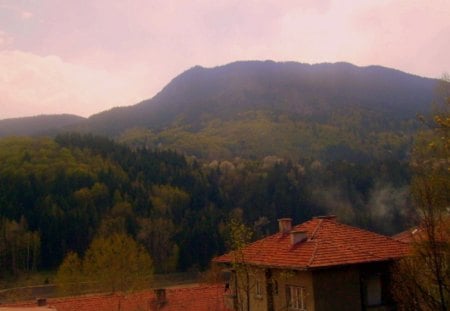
[
  {"left": 3, "top": 284, "right": 229, "bottom": 311},
  {"left": 214, "top": 217, "right": 409, "bottom": 269}
]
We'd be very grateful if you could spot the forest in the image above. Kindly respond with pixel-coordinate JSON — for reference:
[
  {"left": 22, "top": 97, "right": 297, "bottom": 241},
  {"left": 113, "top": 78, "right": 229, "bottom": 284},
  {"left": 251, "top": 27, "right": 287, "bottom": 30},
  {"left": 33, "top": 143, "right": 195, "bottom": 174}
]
[{"left": 0, "top": 133, "right": 413, "bottom": 278}]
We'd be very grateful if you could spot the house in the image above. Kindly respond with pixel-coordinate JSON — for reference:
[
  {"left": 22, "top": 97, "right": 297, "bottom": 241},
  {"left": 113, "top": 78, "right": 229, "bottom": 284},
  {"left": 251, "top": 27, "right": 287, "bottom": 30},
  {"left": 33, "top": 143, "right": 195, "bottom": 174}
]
[
  {"left": 392, "top": 221, "right": 450, "bottom": 310},
  {"left": 393, "top": 218, "right": 450, "bottom": 244},
  {"left": 214, "top": 216, "right": 409, "bottom": 311},
  {"left": 1, "top": 284, "right": 228, "bottom": 311}
]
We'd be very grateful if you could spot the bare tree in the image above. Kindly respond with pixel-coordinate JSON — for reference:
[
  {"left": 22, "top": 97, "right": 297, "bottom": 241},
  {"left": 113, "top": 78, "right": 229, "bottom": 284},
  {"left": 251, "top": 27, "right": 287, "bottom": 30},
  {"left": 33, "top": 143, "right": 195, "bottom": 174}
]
[
  {"left": 225, "top": 216, "right": 255, "bottom": 311},
  {"left": 392, "top": 78, "right": 450, "bottom": 311}
]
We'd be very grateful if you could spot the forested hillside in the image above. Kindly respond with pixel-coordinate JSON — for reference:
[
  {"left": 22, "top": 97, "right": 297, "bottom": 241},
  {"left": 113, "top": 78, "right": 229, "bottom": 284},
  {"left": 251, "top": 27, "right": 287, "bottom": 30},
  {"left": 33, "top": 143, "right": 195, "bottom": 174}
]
[
  {"left": 0, "top": 134, "right": 412, "bottom": 277},
  {"left": 81, "top": 61, "right": 437, "bottom": 160}
]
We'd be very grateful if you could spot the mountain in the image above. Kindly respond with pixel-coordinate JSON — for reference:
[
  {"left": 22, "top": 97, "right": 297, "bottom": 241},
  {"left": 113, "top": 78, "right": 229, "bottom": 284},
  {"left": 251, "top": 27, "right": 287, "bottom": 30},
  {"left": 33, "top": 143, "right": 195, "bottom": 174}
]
[
  {"left": 86, "top": 61, "right": 436, "bottom": 133},
  {"left": 1, "top": 61, "right": 442, "bottom": 160},
  {"left": 0, "top": 114, "right": 86, "bottom": 137},
  {"left": 82, "top": 61, "right": 438, "bottom": 160}
]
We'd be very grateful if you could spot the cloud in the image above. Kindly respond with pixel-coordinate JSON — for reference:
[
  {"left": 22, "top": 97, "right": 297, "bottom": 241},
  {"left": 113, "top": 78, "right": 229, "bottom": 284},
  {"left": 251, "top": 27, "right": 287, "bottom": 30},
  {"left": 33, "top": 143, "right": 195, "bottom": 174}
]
[
  {"left": 0, "top": 3, "right": 33, "bottom": 20},
  {"left": 0, "top": 50, "right": 150, "bottom": 119},
  {"left": 20, "top": 11, "right": 33, "bottom": 20},
  {"left": 350, "top": 0, "right": 450, "bottom": 77},
  {"left": 0, "top": 30, "right": 13, "bottom": 48}
]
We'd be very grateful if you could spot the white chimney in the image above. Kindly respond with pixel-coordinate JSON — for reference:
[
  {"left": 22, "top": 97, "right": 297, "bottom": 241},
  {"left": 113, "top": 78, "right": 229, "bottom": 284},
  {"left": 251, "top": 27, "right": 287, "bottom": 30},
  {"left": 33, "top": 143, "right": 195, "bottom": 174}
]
[
  {"left": 278, "top": 218, "right": 292, "bottom": 234},
  {"left": 291, "top": 230, "right": 308, "bottom": 245}
]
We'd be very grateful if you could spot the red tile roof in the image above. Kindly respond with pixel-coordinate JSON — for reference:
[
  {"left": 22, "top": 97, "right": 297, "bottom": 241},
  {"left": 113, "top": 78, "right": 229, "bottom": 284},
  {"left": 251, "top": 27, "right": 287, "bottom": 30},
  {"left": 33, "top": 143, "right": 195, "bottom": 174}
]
[
  {"left": 0, "top": 308, "right": 55, "bottom": 310},
  {"left": 214, "top": 217, "right": 409, "bottom": 269},
  {"left": 3, "top": 284, "right": 229, "bottom": 311},
  {"left": 393, "top": 221, "right": 449, "bottom": 244},
  {"left": 392, "top": 227, "right": 423, "bottom": 243}
]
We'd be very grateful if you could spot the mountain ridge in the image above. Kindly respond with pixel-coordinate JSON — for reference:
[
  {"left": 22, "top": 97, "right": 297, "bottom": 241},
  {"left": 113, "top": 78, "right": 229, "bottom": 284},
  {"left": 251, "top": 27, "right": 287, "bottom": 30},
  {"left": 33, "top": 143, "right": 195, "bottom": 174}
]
[
  {"left": 1, "top": 60, "right": 442, "bottom": 160},
  {"left": 0, "top": 114, "right": 86, "bottom": 137},
  {"left": 82, "top": 61, "right": 437, "bottom": 134}
]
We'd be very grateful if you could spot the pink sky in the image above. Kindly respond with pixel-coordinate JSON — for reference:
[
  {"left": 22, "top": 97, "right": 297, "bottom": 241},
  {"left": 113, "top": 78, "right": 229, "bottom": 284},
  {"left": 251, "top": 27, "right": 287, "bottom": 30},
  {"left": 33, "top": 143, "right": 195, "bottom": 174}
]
[{"left": 1, "top": 0, "right": 449, "bottom": 120}]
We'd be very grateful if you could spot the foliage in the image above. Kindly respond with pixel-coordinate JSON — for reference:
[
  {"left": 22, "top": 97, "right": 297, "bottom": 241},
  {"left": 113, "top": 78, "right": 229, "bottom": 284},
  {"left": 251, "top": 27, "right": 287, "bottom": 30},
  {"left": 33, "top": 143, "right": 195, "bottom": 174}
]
[
  {"left": 226, "top": 217, "right": 253, "bottom": 258},
  {"left": 392, "top": 79, "right": 450, "bottom": 311},
  {"left": 118, "top": 110, "right": 414, "bottom": 161},
  {"left": 83, "top": 233, "right": 153, "bottom": 293},
  {"left": 0, "top": 217, "right": 40, "bottom": 277},
  {"left": 137, "top": 217, "right": 178, "bottom": 273},
  {"left": 224, "top": 216, "right": 254, "bottom": 311},
  {"left": 0, "top": 133, "right": 412, "bottom": 276},
  {"left": 55, "top": 234, "right": 153, "bottom": 296},
  {"left": 55, "top": 252, "right": 83, "bottom": 295}
]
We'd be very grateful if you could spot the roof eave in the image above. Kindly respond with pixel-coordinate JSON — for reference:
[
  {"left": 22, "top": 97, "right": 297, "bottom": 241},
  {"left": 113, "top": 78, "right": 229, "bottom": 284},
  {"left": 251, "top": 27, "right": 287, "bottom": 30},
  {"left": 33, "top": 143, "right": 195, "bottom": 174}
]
[{"left": 212, "top": 256, "right": 406, "bottom": 271}]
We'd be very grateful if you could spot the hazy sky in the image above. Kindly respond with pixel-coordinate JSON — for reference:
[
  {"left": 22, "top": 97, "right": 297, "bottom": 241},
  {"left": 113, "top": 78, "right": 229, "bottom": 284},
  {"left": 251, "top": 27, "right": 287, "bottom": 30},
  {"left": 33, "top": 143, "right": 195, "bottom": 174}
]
[{"left": 1, "top": 0, "right": 449, "bottom": 120}]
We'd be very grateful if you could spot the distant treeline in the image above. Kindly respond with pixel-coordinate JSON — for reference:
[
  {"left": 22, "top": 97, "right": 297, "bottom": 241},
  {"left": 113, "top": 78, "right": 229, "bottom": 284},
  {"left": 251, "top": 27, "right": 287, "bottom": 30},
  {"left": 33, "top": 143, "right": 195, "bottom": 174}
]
[{"left": 0, "top": 134, "right": 413, "bottom": 276}]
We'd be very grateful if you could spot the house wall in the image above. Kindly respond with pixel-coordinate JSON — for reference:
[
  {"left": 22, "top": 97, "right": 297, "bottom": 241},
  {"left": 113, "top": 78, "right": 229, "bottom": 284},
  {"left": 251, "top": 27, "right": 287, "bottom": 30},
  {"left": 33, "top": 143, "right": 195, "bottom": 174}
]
[
  {"left": 228, "top": 262, "right": 394, "bottom": 311},
  {"left": 272, "top": 269, "right": 315, "bottom": 311},
  {"left": 248, "top": 267, "right": 268, "bottom": 311},
  {"left": 312, "top": 266, "right": 362, "bottom": 311},
  {"left": 232, "top": 267, "right": 314, "bottom": 311},
  {"left": 232, "top": 266, "right": 268, "bottom": 311},
  {"left": 312, "top": 262, "right": 395, "bottom": 311},
  {"left": 360, "top": 262, "right": 395, "bottom": 310}
]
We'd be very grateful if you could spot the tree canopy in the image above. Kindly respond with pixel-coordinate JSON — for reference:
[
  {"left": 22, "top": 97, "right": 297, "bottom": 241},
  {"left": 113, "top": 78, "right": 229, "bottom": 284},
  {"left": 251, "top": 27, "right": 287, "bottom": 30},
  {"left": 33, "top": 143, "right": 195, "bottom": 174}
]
[{"left": 0, "top": 133, "right": 412, "bottom": 278}]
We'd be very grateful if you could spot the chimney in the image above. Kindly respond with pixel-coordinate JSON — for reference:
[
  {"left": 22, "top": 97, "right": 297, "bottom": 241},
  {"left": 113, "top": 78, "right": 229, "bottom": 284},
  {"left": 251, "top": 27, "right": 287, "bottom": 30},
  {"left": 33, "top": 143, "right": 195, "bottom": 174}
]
[
  {"left": 291, "top": 230, "right": 308, "bottom": 245},
  {"left": 152, "top": 288, "right": 167, "bottom": 310},
  {"left": 36, "top": 298, "right": 47, "bottom": 306},
  {"left": 278, "top": 218, "right": 292, "bottom": 234}
]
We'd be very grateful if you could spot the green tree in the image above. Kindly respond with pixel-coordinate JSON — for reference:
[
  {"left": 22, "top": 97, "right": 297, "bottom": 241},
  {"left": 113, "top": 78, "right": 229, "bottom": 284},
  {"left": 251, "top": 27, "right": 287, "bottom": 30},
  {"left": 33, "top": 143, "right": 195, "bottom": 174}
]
[
  {"left": 56, "top": 235, "right": 154, "bottom": 298},
  {"left": 0, "top": 217, "right": 40, "bottom": 276},
  {"left": 97, "top": 201, "right": 134, "bottom": 237},
  {"left": 55, "top": 252, "right": 84, "bottom": 295},
  {"left": 224, "top": 213, "right": 254, "bottom": 311},
  {"left": 83, "top": 233, "right": 154, "bottom": 293},
  {"left": 137, "top": 217, "right": 177, "bottom": 273}
]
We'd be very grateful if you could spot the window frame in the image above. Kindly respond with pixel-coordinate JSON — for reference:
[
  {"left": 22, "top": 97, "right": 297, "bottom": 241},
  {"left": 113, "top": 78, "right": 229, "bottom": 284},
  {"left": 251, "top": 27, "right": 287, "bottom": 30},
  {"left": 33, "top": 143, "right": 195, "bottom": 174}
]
[
  {"left": 272, "top": 279, "right": 279, "bottom": 295},
  {"left": 286, "top": 285, "right": 307, "bottom": 310},
  {"left": 255, "top": 279, "right": 263, "bottom": 298},
  {"left": 365, "top": 273, "right": 382, "bottom": 307}
]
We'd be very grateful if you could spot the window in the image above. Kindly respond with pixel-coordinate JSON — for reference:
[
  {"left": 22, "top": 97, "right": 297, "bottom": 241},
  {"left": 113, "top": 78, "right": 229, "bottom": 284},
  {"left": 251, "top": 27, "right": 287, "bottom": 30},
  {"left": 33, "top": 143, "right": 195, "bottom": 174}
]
[
  {"left": 286, "top": 285, "right": 307, "bottom": 310},
  {"left": 365, "top": 274, "right": 382, "bottom": 306},
  {"left": 255, "top": 280, "right": 263, "bottom": 298},
  {"left": 273, "top": 280, "right": 279, "bottom": 295}
]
